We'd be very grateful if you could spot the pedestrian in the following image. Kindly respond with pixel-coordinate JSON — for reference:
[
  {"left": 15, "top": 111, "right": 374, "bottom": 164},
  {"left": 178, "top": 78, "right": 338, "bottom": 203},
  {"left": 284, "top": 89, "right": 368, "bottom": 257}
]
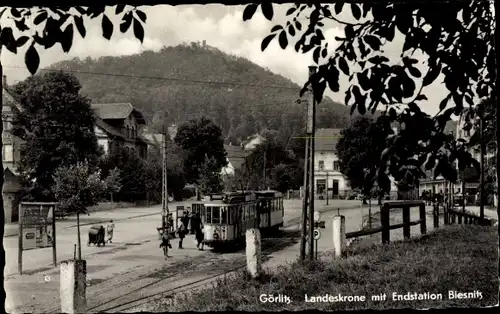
[
  {"left": 159, "top": 230, "right": 173, "bottom": 257},
  {"left": 168, "top": 213, "right": 174, "bottom": 232},
  {"left": 106, "top": 220, "right": 115, "bottom": 243},
  {"left": 192, "top": 213, "right": 204, "bottom": 250},
  {"left": 177, "top": 223, "right": 186, "bottom": 249}
]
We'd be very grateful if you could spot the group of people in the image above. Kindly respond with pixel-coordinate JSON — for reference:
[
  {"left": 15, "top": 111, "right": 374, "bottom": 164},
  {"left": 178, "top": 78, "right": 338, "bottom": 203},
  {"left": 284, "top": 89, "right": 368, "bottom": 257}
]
[{"left": 160, "top": 210, "right": 205, "bottom": 255}]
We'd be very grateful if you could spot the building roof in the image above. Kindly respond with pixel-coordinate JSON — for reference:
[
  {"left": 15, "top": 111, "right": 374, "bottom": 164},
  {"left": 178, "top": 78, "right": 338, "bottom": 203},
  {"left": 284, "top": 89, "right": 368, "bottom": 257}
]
[
  {"left": 94, "top": 113, "right": 149, "bottom": 145},
  {"left": 143, "top": 133, "right": 164, "bottom": 146},
  {"left": 91, "top": 103, "right": 146, "bottom": 124},
  {"left": 314, "top": 128, "right": 343, "bottom": 152}
]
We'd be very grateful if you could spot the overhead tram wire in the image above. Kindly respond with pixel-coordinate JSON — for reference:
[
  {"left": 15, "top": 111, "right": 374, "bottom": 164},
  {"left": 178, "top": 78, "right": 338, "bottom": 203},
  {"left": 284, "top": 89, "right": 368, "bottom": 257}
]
[{"left": 2, "top": 65, "right": 300, "bottom": 91}]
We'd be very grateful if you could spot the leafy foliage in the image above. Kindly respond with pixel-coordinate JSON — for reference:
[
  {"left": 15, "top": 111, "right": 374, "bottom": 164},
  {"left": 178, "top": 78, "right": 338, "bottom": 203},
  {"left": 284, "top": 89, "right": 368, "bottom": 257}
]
[
  {"left": 52, "top": 162, "right": 106, "bottom": 214},
  {"left": 0, "top": 6, "right": 146, "bottom": 75},
  {"left": 243, "top": 1, "right": 495, "bottom": 188},
  {"left": 199, "top": 157, "right": 224, "bottom": 195},
  {"left": 336, "top": 116, "right": 389, "bottom": 195},
  {"left": 10, "top": 71, "right": 102, "bottom": 201},
  {"left": 174, "top": 117, "right": 228, "bottom": 185},
  {"left": 238, "top": 139, "right": 302, "bottom": 192},
  {"left": 47, "top": 43, "right": 354, "bottom": 146},
  {"left": 105, "top": 167, "right": 122, "bottom": 202}
]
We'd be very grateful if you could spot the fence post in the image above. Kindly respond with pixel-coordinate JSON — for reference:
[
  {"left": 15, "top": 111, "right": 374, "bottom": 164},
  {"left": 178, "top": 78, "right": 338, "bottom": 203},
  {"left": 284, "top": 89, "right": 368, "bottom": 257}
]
[
  {"left": 245, "top": 229, "right": 262, "bottom": 279},
  {"left": 458, "top": 213, "right": 462, "bottom": 224},
  {"left": 433, "top": 203, "right": 439, "bottom": 229},
  {"left": 402, "top": 205, "right": 410, "bottom": 240},
  {"left": 332, "top": 215, "right": 346, "bottom": 258},
  {"left": 419, "top": 203, "right": 427, "bottom": 235},
  {"left": 60, "top": 260, "right": 86, "bottom": 314},
  {"left": 381, "top": 203, "right": 390, "bottom": 244}
]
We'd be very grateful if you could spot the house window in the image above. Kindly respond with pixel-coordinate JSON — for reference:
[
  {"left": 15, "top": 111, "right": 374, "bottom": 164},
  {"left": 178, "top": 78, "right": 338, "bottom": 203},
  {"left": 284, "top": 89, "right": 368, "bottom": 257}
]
[
  {"left": 126, "top": 126, "right": 130, "bottom": 138},
  {"left": 333, "top": 161, "right": 340, "bottom": 171},
  {"left": 2, "top": 144, "right": 14, "bottom": 162},
  {"left": 3, "top": 121, "right": 12, "bottom": 131},
  {"left": 318, "top": 160, "right": 324, "bottom": 170}
]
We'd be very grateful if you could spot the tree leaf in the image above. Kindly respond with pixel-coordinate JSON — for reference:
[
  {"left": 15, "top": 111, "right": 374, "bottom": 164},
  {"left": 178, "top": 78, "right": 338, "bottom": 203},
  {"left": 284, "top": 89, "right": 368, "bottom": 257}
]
[
  {"left": 334, "top": 2, "right": 344, "bottom": 14},
  {"left": 261, "top": 1, "right": 274, "bottom": 21},
  {"left": 368, "top": 55, "right": 389, "bottom": 64},
  {"left": 313, "top": 46, "right": 321, "bottom": 63},
  {"left": 351, "top": 3, "right": 361, "bottom": 20},
  {"left": 74, "top": 15, "right": 86, "bottom": 38},
  {"left": 120, "top": 12, "right": 133, "bottom": 33},
  {"left": 135, "top": 10, "right": 147, "bottom": 23},
  {"left": 338, "top": 57, "right": 349, "bottom": 76},
  {"left": 364, "top": 35, "right": 381, "bottom": 50},
  {"left": 408, "top": 66, "right": 421, "bottom": 78},
  {"left": 278, "top": 30, "right": 288, "bottom": 49},
  {"left": 270, "top": 25, "right": 283, "bottom": 33},
  {"left": 261, "top": 33, "right": 276, "bottom": 51},
  {"left": 439, "top": 94, "right": 450, "bottom": 110},
  {"left": 345, "top": 88, "right": 352, "bottom": 106},
  {"left": 243, "top": 4, "right": 258, "bottom": 21},
  {"left": 321, "top": 47, "right": 327, "bottom": 58},
  {"left": 415, "top": 94, "right": 428, "bottom": 101},
  {"left": 10, "top": 8, "right": 21, "bottom": 18},
  {"left": 295, "top": 20, "right": 302, "bottom": 31},
  {"left": 286, "top": 7, "right": 296, "bottom": 16},
  {"left": 115, "top": 4, "right": 126, "bottom": 15},
  {"left": 422, "top": 64, "right": 441, "bottom": 87},
  {"left": 101, "top": 14, "right": 113, "bottom": 40},
  {"left": 14, "top": 19, "right": 30, "bottom": 32},
  {"left": 16, "top": 36, "right": 30, "bottom": 47},
  {"left": 25, "top": 44, "right": 40, "bottom": 75},
  {"left": 0, "top": 27, "right": 15, "bottom": 53},
  {"left": 34, "top": 11, "right": 48, "bottom": 25},
  {"left": 133, "top": 18, "right": 144, "bottom": 43},
  {"left": 288, "top": 25, "right": 295, "bottom": 36},
  {"left": 61, "top": 24, "right": 74, "bottom": 53}
]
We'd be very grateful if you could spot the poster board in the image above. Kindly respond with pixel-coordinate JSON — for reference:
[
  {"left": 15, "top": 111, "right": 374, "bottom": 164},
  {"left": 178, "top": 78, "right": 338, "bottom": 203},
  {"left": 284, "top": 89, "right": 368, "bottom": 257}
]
[{"left": 18, "top": 202, "right": 58, "bottom": 275}]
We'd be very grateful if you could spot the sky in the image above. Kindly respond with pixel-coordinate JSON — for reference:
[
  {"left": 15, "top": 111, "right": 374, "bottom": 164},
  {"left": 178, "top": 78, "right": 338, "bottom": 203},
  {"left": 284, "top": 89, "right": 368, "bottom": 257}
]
[{"left": 1, "top": 4, "right": 452, "bottom": 115}]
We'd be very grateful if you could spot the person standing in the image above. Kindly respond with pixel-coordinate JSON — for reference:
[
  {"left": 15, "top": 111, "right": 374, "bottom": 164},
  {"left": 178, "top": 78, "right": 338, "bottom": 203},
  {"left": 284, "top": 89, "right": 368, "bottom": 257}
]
[
  {"left": 106, "top": 220, "right": 115, "bottom": 243},
  {"left": 192, "top": 213, "right": 204, "bottom": 250}
]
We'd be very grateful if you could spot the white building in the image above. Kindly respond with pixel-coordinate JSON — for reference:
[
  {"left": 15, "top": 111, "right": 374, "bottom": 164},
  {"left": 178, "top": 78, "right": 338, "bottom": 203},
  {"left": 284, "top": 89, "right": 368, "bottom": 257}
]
[
  {"left": 221, "top": 144, "right": 248, "bottom": 176},
  {"left": 313, "top": 128, "right": 349, "bottom": 198}
]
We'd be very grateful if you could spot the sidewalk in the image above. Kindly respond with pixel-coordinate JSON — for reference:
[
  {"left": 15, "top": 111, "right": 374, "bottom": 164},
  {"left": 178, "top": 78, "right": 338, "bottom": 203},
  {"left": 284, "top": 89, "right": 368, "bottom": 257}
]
[{"left": 459, "top": 205, "right": 498, "bottom": 221}]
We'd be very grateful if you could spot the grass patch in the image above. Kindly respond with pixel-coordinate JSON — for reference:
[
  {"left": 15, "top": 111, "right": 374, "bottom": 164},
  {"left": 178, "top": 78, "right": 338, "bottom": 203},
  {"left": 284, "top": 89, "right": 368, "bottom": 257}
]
[
  {"left": 86, "top": 202, "right": 136, "bottom": 213},
  {"left": 160, "top": 224, "right": 498, "bottom": 311}
]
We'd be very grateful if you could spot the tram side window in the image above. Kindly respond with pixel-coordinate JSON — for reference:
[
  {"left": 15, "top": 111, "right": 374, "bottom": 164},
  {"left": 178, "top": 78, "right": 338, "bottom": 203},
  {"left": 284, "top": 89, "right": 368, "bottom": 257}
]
[
  {"left": 221, "top": 207, "right": 228, "bottom": 224},
  {"left": 212, "top": 207, "right": 221, "bottom": 224},
  {"left": 206, "top": 207, "right": 212, "bottom": 224}
]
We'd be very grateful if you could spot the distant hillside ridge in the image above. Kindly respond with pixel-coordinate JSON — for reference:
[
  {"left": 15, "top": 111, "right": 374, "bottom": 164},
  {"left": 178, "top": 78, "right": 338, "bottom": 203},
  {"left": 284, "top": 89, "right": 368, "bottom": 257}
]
[{"left": 46, "top": 42, "right": 354, "bottom": 145}]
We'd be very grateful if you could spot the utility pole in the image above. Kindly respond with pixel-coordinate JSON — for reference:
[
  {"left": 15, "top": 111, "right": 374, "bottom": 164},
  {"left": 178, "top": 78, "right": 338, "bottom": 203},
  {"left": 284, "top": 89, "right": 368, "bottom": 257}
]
[
  {"left": 162, "top": 119, "right": 169, "bottom": 257},
  {"left": 479, "top": 107, "right": 485, "bottom": 223},
  {"left": 299, "top": 131, "right": 309, "bottom": 262},
  {"left": 307, "top": 65, "right": 317, "bottom": 262},
  {"left": 262, "top": 149, "right": 267, "bottom": 190}
]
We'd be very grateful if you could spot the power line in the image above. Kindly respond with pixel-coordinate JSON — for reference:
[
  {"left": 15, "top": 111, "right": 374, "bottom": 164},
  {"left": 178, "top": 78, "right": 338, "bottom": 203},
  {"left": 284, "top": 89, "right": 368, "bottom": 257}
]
[{"left": 2, "top": 65, "right": 301, "bottom": 91}]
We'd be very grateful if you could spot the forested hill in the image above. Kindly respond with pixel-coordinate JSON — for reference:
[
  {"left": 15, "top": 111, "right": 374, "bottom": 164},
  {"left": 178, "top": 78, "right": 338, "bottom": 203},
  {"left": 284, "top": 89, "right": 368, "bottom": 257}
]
[{"left": 47, "top": 42, "right": 357, "bottom": 145}]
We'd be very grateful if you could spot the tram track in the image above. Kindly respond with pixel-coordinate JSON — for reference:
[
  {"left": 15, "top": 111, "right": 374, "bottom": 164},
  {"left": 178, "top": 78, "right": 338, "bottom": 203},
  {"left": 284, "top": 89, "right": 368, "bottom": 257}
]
[{"left": 85, "top": 229, "right": 303, "bottom": 313}]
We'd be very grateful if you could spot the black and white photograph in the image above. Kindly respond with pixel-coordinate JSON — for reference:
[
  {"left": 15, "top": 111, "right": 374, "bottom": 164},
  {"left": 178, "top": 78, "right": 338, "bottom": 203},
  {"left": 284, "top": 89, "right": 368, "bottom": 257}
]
[{"left": 1, "top": 1, "right": 498, "bottom": 312}]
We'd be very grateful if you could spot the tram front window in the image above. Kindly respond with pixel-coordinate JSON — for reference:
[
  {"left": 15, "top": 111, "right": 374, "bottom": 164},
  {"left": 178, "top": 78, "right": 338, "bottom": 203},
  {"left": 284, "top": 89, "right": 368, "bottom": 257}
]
[
  {"left": 221, "top": 207, "right": 228, "bottom": 224},
  {"left": 212, "top": 206, "right": 221, "bottom": 224}
]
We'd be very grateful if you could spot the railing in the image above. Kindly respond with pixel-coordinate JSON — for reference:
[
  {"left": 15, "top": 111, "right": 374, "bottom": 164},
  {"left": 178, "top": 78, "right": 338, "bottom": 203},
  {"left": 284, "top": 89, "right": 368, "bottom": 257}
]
[
  {"left": 447, "top": 207, "right": 494, "bottom": 226},
  {"left": 345, "top": 200, "right": 426, "bottom": 244}
]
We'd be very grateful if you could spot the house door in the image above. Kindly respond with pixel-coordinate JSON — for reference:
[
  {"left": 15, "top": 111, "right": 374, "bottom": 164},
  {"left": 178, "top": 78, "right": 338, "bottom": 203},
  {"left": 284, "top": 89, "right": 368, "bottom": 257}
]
[
  {"left": 316, "top": 179, "right": 326, "bottom": 194},
  {"left": 331, "top": 180, "right": 339, "bottom": 197}
]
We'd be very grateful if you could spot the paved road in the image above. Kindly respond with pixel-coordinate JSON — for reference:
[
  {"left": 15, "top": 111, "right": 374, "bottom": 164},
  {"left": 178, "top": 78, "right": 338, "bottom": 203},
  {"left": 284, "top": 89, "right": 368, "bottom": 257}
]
[{"left": 5, "top": 199, "right": 363, "bottom": 313}]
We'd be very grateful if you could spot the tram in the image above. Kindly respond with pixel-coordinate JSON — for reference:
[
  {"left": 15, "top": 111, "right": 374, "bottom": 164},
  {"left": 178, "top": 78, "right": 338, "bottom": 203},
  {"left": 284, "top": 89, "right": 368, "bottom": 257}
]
[{"left": 199, "top": 190, "right": 284, "bottom": 249}]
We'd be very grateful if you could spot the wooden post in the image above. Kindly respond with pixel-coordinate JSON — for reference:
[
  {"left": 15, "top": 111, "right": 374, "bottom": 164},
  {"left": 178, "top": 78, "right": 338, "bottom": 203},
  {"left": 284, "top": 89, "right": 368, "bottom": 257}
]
[
  {"left": 402, "top": 205, "right": 410, "bottom": 240},
  {"left": 419, "top": 203, "right": 427, "bottom": 235},
  {"left": 53, "top": 205, "right": 57, "bottom": 268},
  {"left": 381, "top": 203, "right": 390, "bottom": 244},
  {"left": 332, "top": 215, "right": 345, "bottom": 258},
  {"left": 458, "top": 214, "right": 462, "bottom": 224},
  {"left": 299, "top": 131, "right": 310, "bottom": 262},
  {"left": 245, "top": 229, "right": 262, "bottom": 279},
  {"left": 60, "top": 260, "right": 87, "bottom": 313},
  {"left": 18, "top": 203, "right": 23, "bottom": 275},
  {"left": 433, "top": 203, "right": 439, "bottom": 229}
]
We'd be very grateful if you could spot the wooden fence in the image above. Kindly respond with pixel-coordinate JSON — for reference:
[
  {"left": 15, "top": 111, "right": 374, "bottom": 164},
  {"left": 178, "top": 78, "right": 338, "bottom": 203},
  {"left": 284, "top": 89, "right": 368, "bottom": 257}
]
[
  {"left": 345, "top": 200, "right": 426, "bottom": 244},
  {"left": 446, "top": 206, "right": 494, "bottom": 226}
]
